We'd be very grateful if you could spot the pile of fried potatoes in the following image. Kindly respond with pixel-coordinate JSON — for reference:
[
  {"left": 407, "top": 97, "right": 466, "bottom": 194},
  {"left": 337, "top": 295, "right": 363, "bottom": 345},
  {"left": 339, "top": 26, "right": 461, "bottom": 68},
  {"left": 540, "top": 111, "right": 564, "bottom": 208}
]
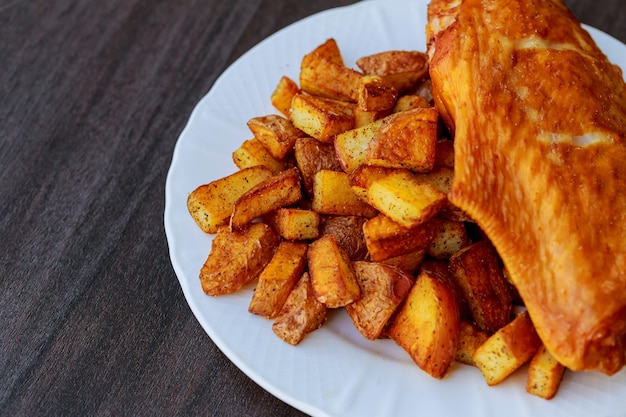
[{"left": 187, "top": 39, "right": 565, "bottom": 400}]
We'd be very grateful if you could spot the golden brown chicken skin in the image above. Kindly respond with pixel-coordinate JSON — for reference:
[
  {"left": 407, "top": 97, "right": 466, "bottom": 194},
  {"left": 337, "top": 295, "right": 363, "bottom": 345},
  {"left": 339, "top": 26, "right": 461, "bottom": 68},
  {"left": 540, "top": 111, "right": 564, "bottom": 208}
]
[{"left": 427, "top": 0, "right": 626, "bottom": 374}]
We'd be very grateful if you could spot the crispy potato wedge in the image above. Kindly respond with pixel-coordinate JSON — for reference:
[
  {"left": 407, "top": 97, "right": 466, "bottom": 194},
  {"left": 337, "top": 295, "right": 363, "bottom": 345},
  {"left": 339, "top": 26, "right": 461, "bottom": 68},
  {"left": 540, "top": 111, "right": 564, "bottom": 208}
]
[
  {"left": 526, "top": 344, "right": 566, "bottom": 400},
  {"left": 455, "top": 320, "right": 489, "bottom": 366},
  {"left": 346, "top": 261, "right": 414, "bottom": 340},
  {"left": 414, "top": 166, "right": 473, "bottom": 222},
  {"left": 473, "top": 311, "right": 542, "bottom": 386},
  {"left": 366, "top": 170, "right": 446, "bottom": 229},
  {"left": 294, "top": 136, "right": 342, "bottom": 197},
  {"left": 199, "top": 222, "right": 280, "bottom": 296},
  {"left": 366, "top": 107, "right": 438, "bottom": 172},
  {"left": 449, "top": 240, "right": 513, "bottom": 333},
  {"left": 187, "top": 166, "right": 274, "bottom": 233},
  {"left": 271, "top": 75, "right": 300, "bottom": 117},
  {"left": 312, "top": 170, "right": 378, "bottom": 218},
  {"left": 363, "top": 214, "right": 437, "bottom": 262},
  {"left": 419, "top": 258, "right": 471, "bottom": 320},
  {"left": 266, "top": 208, "right": 320, "bottom": 241},
  {"left": 232, "top": 138, "right": 285, "bottom": 174},
  {"left": 272, "top": 272, "right": 327, "bottom": 345},
  {"left": 388, "top": 270, "right": 461, "bottom": 379},
  {"left": 428, "top": 219, "right": 469, "bottom": 259},
  {"left": 230, "top": 168, "right": 302, "bottom": 230},
  {"left": 334, "top": 118, "right": 387, "bottom": 173},
  {"left": 290, "top": 93, "right": 355, "bottom": 142},
  {"left": 319, "top": 215, "right": 368, "bottom": 261},
  {"left": 247, "top": 114, "right": 307, "bottom": 160},
  {"left": 249, "top": 241, "right": 309, "bottom": 319},
  {"left": 356, "top": 75, "right": 398, "bottom": 112},
  {"left": 308, "top": 234, "right": 361, "bottom": 308},
  {"left": 307, "top": 38, "right": 344, "bottom": 65}
]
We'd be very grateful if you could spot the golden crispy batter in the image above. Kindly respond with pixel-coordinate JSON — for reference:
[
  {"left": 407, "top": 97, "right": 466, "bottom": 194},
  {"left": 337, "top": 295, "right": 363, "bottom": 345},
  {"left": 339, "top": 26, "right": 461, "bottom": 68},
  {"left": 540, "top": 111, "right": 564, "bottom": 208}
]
[{"left": 427, "top": 0, "right": 626, "bottom": 374}]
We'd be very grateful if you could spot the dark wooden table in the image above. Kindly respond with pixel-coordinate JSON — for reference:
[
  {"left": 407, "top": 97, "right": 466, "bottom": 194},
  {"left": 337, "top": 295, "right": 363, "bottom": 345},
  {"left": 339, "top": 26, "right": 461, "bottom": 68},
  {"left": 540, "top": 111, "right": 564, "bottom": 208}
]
[{"left": 1, "top": 1, "right": 624, "bottom": 416}]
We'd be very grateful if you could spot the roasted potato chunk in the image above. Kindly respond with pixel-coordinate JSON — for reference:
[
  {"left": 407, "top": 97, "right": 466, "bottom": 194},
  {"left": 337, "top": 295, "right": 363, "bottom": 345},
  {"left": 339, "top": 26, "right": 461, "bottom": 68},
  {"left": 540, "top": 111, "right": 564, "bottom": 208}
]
[
  {"left": 308, "top": 234, "right": 361, "bottom": 308},
  {"left": 356, "top": 75, "right": 398, "bottom": 112},
  {"left": 388, "top": 270, "right": 461, "bottom": 379},
  {"left": 271, "top": 75, "right": 300, "bottom": 117},
  {"left": 249, "top": 241, "right": 309, "bottom": 319},
  {"left": 363, "top": 214, "right": 437, "bottom": 262},
  {"left": 187, "top": 166, "right": 273, "bottom": 233},
  {"left": 455, "top": 321, "right": 489, "bottom": 366},
  {"left": 526, "top": 344, "right": 566, "bottom": 400},
  {"left": 230, "top": 168, "right": 302, "bottom": 230},
  {"left": 232, "top": 138, "right": 285, "bottom": 174},
  {"left": 356, "top": 50, "right": 429, "bottom": 93},
  {"left": 266, "top": 208, "right": 320, "bottom": 240},
  {"left": 312, "top": 170, "right": 378, "bottom": 218},
  {"left": 319, "top": 215, "right": 368, "bottom": 261},
  {"left": 366, "top": 170, "right": 447, "bottom": 229},
  {"left": 392, "top": 94, "right": 430, "bottom": 113},
  {"left": 294, "top": 136, "right": 342, "bottom": 197},
  {"left": 449, "top": 240, "right": 513, "bottom": 333},
  {"left": 349, "top": 165, "right": 405, "bottom": 202},
  {"left": 473, "top": 311, "right": 542, "bottom": 386},
  {"left": 247, "top": 114, "right": 307, "bottom": 160},
  {"left": 300, "top": 40, "right": 361, "bottom": 102},
  {"left": 334, "top": 118, "right": 386, "bottom": 173},
  {"left": 290, "top": 93, "right": 355, "bottom": 142},
  {"left": 272, "top": 272, "right": 327, "bottom": 345},
  {"left": 381, "top": 248, "right": 427, "bottom": 274},
  {"left": 366, "top": 107, "right": 438, "bottom": 173},
  {"left": 199, "top": 223, "right": 279, "bottom": 296},
  {"left": 428, "top": 219, "right": 469, "bottom": 259},
  {"left": 346, "top": 261, "right": 414, "bottom": 340}
]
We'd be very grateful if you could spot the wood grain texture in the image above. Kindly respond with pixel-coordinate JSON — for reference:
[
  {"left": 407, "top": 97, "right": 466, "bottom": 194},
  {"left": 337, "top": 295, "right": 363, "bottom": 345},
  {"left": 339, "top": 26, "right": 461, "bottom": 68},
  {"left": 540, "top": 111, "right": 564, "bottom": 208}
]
[{"left": 0, "top": 0, "right": 623, "bottom": 416}]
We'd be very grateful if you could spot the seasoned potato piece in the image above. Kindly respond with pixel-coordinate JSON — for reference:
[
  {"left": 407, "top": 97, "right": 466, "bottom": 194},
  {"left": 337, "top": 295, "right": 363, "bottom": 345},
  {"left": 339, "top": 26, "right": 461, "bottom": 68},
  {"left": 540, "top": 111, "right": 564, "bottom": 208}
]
[
  {"left": 187, "top": 166, "right": 273, "bottom": 233},
  {"left": 271, "top": 75, "right": 300, "bottom": 117},
  {"left": 366, "top": 170, "right": 446, "bottom": 229},
  {"left": 449, "top": 240, "right": 513, "bottom": 333},
  {"left": 306, "top": 38, "right": 344, "bottom": 65},
  {"left": 312, "top": 170, "right": 378, "bottom": 218},
  {"left": 473, "top": 311, "right": 542, "bottom": 386},
  {"left": 356, "top": 75, "right": 398, "bottom": 112},
  {"left": 392, "top": 95, "right": 431, "bottom": 113},
  {"left": 356, "top": 50, "right": 429, "bottom": 93},
  {"left": 300, "top": 40, "right": 361, "bottom": 101},
  {"left": 266, "top": 208, "right": 320, "bottom": 240},
  {"left": 428, "top": 219, "right": 469, "bottom": 259},
  {"left": 363, "top": 214, "right": 437, "bottom": 262},
  {"left": 455, "top": 321, "right": 489, "bottom": 366},
  {"left": 354, "top": 107, "right": 391, "bottom": 128},
  {"left": 388, "top": 270, "right": 461, "bottom": 379},
  {"left": 199, "top": 223, "right": 279, "bottom": 296},
  {"left": 366, "top": 107, "right": 438, "bottom": 172},
  {"left": 419, "top": 258, "right": 470, "bottom": 320},
  {"left": 290, "top": 93, "right": 355, "bottom": 142},
  {"left": 349, "top": 165, "right": 406, "bottom": 202},
  {"left": 230, "top": 168, "right": 302, "bottom": 230},
  {"left": 334, "top": 118, "right": 386, "bottom": 173},
  {"left": 308, "top": 234, "right": 361, "bottom": 308},
  {"left": 381, "top": 248, "right": 427, "bottom": 274},
  {"left": 249, "top": 241, "right": 309, "bottom": 319},
  {"left": 346, "top": 261, "right": 414, "bottom": 340},
  {"left": 526, "top": 344, "right": 566, "bottom": 400},
  {"left": 414, "top": 166, "right": 473, "bottom": 222},
  {"left": 319, "top": 215, "right": 368, "bottom": 261},
  {"left": 247, "top": 114, "right": 307, "bottom": 160},
  {"left": 272, "top": 272, "right": 327, "bottom": 345},
  {"left": 294, "top": 136, "right": 342, "bottom": 197},
  {"left": 232, "top": 138, "right": 285, "bottom": 174}
]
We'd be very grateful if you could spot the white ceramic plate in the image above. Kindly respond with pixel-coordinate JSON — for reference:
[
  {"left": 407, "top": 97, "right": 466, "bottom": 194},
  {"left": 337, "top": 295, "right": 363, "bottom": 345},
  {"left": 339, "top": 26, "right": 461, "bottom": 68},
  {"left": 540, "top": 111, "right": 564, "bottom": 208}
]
[{"left": 164, "top": 1, "right": 626, "bottom": 416}]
